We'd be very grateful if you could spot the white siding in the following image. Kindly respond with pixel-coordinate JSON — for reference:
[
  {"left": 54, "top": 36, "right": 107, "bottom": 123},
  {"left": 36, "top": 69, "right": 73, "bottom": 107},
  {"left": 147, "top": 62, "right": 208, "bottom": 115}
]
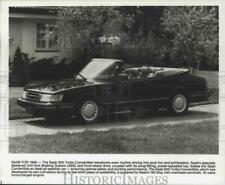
[{"left": 9, "top": 17, "right": 59, "bottom": 61}]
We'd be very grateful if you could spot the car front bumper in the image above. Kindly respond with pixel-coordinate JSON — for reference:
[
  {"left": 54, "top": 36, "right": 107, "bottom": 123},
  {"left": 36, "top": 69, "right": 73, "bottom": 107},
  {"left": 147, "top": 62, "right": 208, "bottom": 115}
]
[{"left": 17, "top": 98, "right": 75, "bottom": 116}]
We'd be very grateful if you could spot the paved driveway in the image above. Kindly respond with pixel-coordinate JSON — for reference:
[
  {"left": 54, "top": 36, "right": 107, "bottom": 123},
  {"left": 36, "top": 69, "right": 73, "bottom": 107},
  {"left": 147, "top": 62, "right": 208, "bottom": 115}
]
[{"left": 9, "top": 104, "right": 218, "bottom": 137}]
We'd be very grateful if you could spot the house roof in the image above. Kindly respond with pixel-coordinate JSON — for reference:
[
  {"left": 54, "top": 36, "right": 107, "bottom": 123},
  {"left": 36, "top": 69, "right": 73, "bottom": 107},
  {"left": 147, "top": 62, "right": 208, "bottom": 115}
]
[
  {"left": 9, "top": 7, "right": 58, "bottom": 15},
  {"left": 91, "top": 58, "right": 123, "bottom": 63}
]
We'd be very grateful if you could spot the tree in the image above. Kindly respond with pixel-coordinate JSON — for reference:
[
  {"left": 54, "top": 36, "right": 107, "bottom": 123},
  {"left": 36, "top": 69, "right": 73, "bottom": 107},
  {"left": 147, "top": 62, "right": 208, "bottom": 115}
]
[
  {"left": 9, "top": 47, "right": 29, "bottom": 86},
  {"left": 161, "top": 6, "right": 218, "bottom": 73},
  {"left": 56, "top": 7, "right": 121, "bottom": 70},
  {"left": 118, "top": 7, "right": 165, "bottom": 40},
  {"left": 56, "top": 7, "right": 167, "bottom": 66}
]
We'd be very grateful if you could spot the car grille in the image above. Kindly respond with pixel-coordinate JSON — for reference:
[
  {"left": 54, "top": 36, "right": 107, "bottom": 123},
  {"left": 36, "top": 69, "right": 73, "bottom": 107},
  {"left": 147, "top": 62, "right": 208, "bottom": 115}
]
[{"left": 26, "top": 91, "right": 40, "bottom": 101}]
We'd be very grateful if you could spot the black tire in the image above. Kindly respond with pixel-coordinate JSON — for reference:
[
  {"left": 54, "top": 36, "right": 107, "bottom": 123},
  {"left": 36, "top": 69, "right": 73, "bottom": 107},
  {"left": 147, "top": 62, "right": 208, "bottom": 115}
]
[
  {"left": 168, "top": 93, "right": 189, "bottom": 115},
  {"left": 76, "top": 99, "right": 103, "bottom": 123}
]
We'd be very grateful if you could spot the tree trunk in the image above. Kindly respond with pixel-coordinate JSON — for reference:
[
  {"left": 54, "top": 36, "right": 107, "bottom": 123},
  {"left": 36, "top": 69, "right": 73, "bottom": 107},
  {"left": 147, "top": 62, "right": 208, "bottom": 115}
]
[{"left": 196, "top": 60, "right": 200, "bottom": 75}]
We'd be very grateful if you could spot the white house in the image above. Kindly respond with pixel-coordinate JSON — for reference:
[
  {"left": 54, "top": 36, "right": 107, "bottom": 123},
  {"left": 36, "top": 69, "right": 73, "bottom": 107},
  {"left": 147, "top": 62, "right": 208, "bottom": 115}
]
[{"left": 9, "top": 7, "right": 59, "bottom": 60}]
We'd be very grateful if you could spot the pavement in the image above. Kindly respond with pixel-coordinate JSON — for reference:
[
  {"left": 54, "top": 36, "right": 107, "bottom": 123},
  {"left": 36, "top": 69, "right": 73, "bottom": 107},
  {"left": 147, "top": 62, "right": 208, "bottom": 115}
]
[{"left": 9, "top": 104, "right": 218, "bottom": 137}]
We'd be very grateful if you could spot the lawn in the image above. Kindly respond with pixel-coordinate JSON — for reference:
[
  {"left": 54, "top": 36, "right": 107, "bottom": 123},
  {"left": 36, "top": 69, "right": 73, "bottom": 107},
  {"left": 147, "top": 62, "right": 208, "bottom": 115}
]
[
  {"left": 9, "top": 120, "right": 218, "bottom": 154},
  {"left": 9, "top": 70, "right": 219, "bottom": 120}
]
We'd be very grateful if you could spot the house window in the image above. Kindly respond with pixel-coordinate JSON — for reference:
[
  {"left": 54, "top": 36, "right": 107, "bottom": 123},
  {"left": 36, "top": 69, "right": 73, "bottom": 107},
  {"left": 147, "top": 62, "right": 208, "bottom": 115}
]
[{"left": 36, "top": 23, "right": 58, "bottom": 50}]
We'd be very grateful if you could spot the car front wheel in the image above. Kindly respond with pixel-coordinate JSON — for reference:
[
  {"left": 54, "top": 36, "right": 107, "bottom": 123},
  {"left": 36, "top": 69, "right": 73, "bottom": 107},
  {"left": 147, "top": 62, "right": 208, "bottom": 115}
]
[
  {"left": 78, "top": 99, "right": 99, "bottom": 123},
  {"left": 169, "top": 93, "right": 188, "bottom": 115}
]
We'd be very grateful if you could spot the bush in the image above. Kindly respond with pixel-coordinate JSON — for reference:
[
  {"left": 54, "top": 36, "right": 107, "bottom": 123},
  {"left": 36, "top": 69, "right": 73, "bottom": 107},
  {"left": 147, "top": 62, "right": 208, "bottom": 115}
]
[
  {"left": 9, "top": 47, "right": 29, "bottom": 87},
  {"left": 100, "top": 36, "right": 170, "bottom": 67},
  {"left": 28, "top": 57, "right": 74, "bottom": 81}
]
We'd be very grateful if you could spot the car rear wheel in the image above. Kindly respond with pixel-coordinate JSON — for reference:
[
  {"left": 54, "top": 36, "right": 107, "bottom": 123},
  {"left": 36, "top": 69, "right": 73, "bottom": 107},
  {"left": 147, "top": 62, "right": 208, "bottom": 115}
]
[
  {"left": 78, "top": 99, "right": 100, "bottom": 123},
  {"left": 169, "top": 93, "right": 188, "bottom": 115}
]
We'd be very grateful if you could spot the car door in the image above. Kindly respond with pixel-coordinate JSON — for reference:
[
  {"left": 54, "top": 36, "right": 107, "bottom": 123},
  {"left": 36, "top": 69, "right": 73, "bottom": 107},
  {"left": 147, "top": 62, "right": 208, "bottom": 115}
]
[
  {"left": 128, "top": 78, "right": 149, "bottom": 101},
  {"left": 98, "top": 75, "right": 131, "bottom": 104},
  {"left": 142, "top": 74, "right": 177, "bottom": 101}
]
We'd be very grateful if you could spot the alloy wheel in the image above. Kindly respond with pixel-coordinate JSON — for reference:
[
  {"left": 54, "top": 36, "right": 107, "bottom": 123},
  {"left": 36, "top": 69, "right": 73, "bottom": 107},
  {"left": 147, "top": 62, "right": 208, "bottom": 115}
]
[
  {"left": 172, "top": 94, "right": 187, "bottom": 114},
  {"left": 80, "top": 100, "right": 99, "bottom": 122}
]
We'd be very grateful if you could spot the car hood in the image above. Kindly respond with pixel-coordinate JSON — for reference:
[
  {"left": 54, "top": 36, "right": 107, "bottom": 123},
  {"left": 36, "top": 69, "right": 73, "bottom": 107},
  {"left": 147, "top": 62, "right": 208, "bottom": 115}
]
[{"left": 25, "top": 78, "right": 95, "bottom": 94}]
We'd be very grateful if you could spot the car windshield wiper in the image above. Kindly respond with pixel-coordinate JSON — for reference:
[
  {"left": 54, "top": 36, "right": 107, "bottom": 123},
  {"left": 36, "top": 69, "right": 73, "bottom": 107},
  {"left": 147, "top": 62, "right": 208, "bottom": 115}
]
[{"left": 74, "top": 73, "right": 87, "bottom": 81}]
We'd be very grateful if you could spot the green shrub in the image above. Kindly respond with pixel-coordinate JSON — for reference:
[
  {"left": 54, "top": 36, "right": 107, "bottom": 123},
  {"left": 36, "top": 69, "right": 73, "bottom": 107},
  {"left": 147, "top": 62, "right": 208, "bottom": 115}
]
[
  {"left": 100, "top": 36, "right": 170, "bottom": 67},
  {"left": 9, "top": 47, "right": 29, "bottom": 87},
  {"left": 28, "top": 57, "right": 73, "bottom": 80}
]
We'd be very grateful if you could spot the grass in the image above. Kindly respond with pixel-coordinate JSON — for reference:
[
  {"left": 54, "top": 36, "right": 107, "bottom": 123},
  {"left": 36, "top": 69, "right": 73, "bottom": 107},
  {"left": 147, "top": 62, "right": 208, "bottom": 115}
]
[
  {"left": 9, "top": 120, "right": 218, "bottom": 154},
  {"left": 9, "top": 70, "right": 218, "bottom": 120}
]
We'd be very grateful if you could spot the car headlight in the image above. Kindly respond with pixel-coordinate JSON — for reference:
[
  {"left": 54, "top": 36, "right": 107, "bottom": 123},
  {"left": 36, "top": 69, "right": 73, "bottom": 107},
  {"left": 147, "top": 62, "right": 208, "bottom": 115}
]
[
  {"left": 22, "top": 91, "right": 27, "bottom": 99},
  {"left": 40, "top": 94, "right": 63, "bottom": 102}
]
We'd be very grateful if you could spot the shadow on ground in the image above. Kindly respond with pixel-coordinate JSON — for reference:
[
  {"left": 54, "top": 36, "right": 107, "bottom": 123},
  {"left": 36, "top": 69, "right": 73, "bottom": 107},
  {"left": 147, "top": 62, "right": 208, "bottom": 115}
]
[{"left": 24, "top": 109, "right": 218, "bottom": 130}]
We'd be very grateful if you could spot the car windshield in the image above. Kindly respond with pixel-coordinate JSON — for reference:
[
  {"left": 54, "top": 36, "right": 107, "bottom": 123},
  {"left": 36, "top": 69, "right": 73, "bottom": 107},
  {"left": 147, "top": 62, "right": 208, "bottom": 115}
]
[{"left": 79, "top": 60, "right": 118, "bottom": 79}]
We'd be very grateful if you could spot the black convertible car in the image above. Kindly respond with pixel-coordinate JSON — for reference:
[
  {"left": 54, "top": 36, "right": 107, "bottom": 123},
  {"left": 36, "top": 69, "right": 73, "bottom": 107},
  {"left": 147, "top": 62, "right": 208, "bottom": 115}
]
[{"left": 17, "top": 58, "right": 210, "bottom": 123}]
